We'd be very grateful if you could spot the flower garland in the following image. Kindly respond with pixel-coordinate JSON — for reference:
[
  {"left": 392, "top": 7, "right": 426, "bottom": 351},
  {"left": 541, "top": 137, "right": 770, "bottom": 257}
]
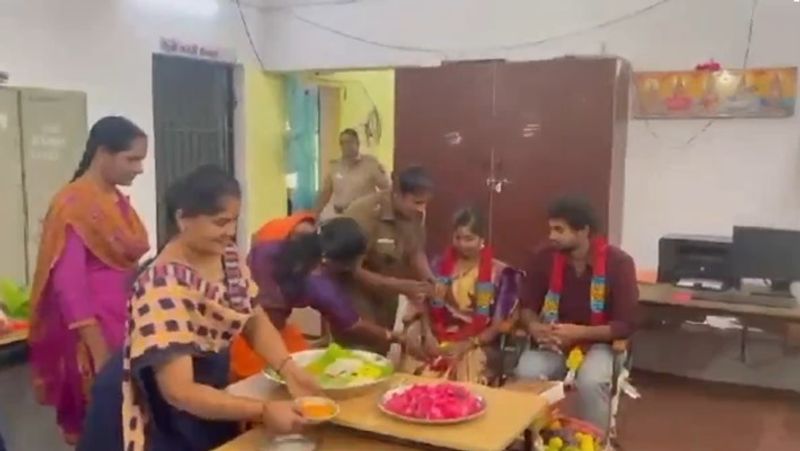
[
  {"left": 430, "top": 245, "right": 495, "bottom": 343},
  {"left": 540, "top": 236, "right": 610, "bottom": 384},
  {"left": 540, "top": 236, "right": 609, "bottom": 327}
]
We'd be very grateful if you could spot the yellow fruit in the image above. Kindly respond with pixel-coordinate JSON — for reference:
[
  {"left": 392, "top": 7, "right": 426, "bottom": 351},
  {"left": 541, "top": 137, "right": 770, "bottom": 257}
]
[
  {"left": 548, "top": 437, "right": 564, "bottom": 449},
  {"left": 566, "top": 347, "right": 585, "bottom": 371}
]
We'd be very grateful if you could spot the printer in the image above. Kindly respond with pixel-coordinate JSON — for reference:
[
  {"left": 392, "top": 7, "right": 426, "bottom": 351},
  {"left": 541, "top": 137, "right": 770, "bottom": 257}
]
[{"left": 657, "top": 234, "right": 734, "bottom": 291}]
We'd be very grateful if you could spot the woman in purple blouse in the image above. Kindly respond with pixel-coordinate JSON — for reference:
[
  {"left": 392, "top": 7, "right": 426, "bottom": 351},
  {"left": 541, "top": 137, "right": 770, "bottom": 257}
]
[{"left": 248, "top": 217, "right": 406, "bottom": 351}]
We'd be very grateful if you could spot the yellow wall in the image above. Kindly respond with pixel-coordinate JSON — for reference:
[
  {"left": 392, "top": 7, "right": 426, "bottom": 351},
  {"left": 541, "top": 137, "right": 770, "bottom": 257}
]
[
  {"left": 243, "top": 67, "right": 287, "bottom": 235},
  {"left": 315, "top": 70, "right": 395, "bottom": 170}
]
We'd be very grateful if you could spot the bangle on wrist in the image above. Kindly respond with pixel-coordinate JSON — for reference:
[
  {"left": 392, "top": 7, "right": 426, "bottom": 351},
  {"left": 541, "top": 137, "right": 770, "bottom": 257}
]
[{"left": 276, "top": 356, "right": 292, "bottom": 375}]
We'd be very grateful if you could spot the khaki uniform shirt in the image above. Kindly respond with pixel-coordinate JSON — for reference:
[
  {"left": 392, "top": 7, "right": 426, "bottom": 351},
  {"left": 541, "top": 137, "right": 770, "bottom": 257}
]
[
  {"left": 340, "top": 191, "right": 425, "bottom": 334},
  {"left": 320, "top": 155, "right": 389, "bottom": 221}
]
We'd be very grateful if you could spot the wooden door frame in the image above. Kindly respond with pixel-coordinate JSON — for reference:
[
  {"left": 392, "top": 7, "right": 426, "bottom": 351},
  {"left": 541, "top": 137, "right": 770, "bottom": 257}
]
[{"left": 318, "top": 85, "right": 342, "bottom": 187}]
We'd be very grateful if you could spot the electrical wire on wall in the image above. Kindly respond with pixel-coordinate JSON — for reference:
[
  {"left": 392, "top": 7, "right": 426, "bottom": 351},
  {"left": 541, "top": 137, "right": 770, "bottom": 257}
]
[
  {"left": 304, "top": 74, "right": 383, "bottom": 146},
  {"left": 236, "top": 0, "right": 677, "bottom": 63},
  {"left": 644, "top": 0, "right": 760, "bottom": 148},
  {"left": 287, "top": 0, "right": 676, "bottom": 57},
  {"left": 235, "top": 0, "right": 763, "bottom": 150},
  {"left": 235, "top": 0, "right": 267, "bottom": 70}
]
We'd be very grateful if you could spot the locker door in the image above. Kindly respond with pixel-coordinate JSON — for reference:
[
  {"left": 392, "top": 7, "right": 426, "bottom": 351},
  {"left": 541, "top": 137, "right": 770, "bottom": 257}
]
[
  {"left": 394, "top": 62, "right": 496, "bottom": 256},
  {"left": 0, "top": 88, "right": 27, "bottom": 284},
  {"left": 19, "top": 88, "right": 87, "bottom": 281}
]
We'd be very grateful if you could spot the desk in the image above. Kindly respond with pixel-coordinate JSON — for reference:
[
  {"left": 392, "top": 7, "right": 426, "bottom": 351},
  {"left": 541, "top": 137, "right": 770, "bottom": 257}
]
[
  {"left": 0, "top": 329, "right": 27, "bottom": 347},
  {"left": 215, "top": 425, "right": 422, "bottom": 451},
  {"left": 0, "top": 329, "right": 28, "bottom": 366},
  {"left": 639, "top": 283, "right": 800, "bottom": 323},
  {"left": 638, "top": 283, "right": 800, "bottom": 362},
  {"left": 220, "top": 375, "right": 553, "bottom": 451}
]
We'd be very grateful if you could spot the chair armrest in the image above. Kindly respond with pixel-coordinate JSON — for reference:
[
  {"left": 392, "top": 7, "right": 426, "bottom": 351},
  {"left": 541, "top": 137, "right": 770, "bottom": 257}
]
[
  {"left": 612, "top": 339, "right": 629, "bottom": 354},
  {"left": 497, "top": 319, "right": 515, "bottom": 334}
]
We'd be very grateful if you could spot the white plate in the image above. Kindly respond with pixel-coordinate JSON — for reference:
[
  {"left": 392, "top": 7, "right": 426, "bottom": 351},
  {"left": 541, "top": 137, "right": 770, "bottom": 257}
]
[
  {"left": 378, "top": 384, "right": 487, "bottom": 425},
  {"left": 263, "top": 349, "right": 394, "bottom": 392},
  {"left": 262, "top": 435, "right": 316, "bottom": 451}
]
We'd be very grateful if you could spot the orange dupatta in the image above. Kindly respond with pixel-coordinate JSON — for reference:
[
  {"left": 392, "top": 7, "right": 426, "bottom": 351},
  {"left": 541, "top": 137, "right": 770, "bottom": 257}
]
[
  {"left": 29, "top": 176, "right": 150, "bottom": 338},
  {"left": 231, "top": 212, "right": 315, "bottom": 380},
  {"left": 251, "top": 212, "right": 314, "bottom": 244}
]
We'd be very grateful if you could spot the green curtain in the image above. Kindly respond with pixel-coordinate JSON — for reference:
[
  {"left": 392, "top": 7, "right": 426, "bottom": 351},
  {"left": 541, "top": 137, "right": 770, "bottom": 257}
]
[{"left": 285, "top": 75, "right": 319, "bottom": 211}]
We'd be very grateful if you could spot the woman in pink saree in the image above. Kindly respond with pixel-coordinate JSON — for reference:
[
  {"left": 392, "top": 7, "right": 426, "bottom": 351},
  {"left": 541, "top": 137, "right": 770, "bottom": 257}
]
[{"left": 28, "top": 116, "right": 150, "bottom": 444}]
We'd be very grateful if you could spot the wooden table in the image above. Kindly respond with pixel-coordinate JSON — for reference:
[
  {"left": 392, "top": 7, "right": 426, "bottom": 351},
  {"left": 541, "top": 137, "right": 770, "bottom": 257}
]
[
  {"left": 219, "top": 375, "right": 553, "bottom": 451},
  {"left": 0, "top": 329, "right": 27, "bottom": 347},
  {"left": 639, "top": 283, "right": 800, "bottom": 323},
  {"left": 215, "top": 425, "right": 422, "bottom": 450},
  {"left": 329, "top": 375, "right": 547, "bottom": 451},
  {"left": 638, "top": 283, "right": 800, "bottom": 362}
]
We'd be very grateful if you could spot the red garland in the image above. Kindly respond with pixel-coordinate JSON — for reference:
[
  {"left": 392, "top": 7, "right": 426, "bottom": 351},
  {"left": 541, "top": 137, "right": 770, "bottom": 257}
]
[
  {"left": 430, "top": 245, "right": 494, "bottom": 343},
  {"left": 695, "top": 59, "right": 722, "bottom": 71},
  {"left": 545, "top": 236, "right": 609, "bottom": 326}
]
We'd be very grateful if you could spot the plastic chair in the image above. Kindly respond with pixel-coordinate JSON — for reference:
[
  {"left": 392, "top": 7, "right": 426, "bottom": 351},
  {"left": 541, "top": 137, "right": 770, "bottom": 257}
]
[{"left": 607, "top": 339, "right": 635, "bottom": 448}]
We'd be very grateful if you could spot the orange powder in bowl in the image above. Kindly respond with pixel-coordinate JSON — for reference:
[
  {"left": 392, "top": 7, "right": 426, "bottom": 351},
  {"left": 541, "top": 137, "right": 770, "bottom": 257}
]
[
  {"left": 301, "top": 403, "right": 335, "bottom": 418},
  {"left": 297, "top": 397, "right": 338, "bottom": 421}
]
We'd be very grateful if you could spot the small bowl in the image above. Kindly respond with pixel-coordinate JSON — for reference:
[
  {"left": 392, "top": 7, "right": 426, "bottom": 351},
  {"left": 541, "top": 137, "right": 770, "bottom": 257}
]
[
  {"left": 295, "top": 396, "right": 340, "bottom": 424},
  {"left": 262, "top": 434, "right": 318, "bottom": 451}
]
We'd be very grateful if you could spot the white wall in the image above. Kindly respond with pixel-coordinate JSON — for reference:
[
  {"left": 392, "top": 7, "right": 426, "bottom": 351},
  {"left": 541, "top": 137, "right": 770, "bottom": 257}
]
[
  {"left": 253, "top": 0, "right": 800, "bottom": 269},
  {"left": 0, "top": 0, "right": 268, "bottom": 244},
  {"left": 3, "top": 0, "right": 800, "bottom": 269}
]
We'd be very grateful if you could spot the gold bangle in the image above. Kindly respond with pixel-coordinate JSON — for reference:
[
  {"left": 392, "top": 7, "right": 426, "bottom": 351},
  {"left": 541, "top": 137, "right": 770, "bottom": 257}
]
[{"left": 471, "top": 336, "right": 482, "bottom": 349}]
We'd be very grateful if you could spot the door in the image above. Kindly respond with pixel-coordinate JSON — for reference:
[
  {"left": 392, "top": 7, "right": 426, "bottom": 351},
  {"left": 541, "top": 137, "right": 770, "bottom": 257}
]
[
  {"left": 395, "top": 62, "right": 496, "bottom": 256},
  {"left": 18, "top": 88, "right": 88, "bottom": 281},
  {"left": 492, "top": 58, "right": 621, "bottom": 267},
  {"left": 318, "top": 86, "right": 342, "bottom": 188},
  {"left": 152, "top": 55, "right": 235, "bottom": 248},
  {"left": 0, "top": 89, "right": 27, "bottom": 284}
]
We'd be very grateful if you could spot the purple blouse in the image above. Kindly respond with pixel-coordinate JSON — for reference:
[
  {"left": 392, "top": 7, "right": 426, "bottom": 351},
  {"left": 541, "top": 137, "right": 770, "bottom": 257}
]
[{"left": 248, "top": 241, "right": 359, "bottom": 332}]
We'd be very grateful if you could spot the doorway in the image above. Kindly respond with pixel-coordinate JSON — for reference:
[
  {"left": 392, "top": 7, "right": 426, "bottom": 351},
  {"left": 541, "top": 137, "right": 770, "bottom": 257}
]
[{"left": 152, "top": 54, "right": 235, "bottom": 248}]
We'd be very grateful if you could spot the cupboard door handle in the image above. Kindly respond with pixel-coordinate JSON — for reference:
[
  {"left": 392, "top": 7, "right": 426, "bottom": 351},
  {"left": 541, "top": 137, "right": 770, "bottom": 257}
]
[{"left": 486, "top": 177, "right": 511, "bottom": 192}]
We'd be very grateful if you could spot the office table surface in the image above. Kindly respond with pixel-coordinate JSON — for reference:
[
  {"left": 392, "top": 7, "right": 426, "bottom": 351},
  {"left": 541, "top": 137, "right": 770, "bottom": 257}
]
[
  {"left": 327, "top": 374, "right": 547, "bottom": 451},
  {"left": 214, "top": 425, "right": 421, "bottom": 451},
  {"left": 221, "top": 374, "right": 551, "bottom": 451},
  {"left": 639, "top": 283, "right": 800, "bottom": 321},
  {"left": 0, "top": 329, "right": 28, "bottom": 347}
]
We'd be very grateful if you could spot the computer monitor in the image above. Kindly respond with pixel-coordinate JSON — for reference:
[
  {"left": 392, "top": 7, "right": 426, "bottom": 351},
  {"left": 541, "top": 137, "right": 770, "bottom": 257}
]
[{"left": 731, "top": 226, "right": 800, "bottom": 292}]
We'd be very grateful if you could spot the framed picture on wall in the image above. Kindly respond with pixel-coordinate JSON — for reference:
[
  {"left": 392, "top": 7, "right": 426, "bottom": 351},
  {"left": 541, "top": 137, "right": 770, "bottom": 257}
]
[{"left": 633, "top": 67, "right": 797, "bottom": 119}]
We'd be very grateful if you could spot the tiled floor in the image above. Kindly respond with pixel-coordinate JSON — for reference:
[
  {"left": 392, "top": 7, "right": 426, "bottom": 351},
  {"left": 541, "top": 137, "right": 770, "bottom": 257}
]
[
  {"left": 0, "top": 359, "right": 797, "bottom": 451},
  {"left": 0, "top": 363, "right": 70, "bottom": 451},
  {"left": 617, "top": 371, "right": 800, "bottom": 451}
]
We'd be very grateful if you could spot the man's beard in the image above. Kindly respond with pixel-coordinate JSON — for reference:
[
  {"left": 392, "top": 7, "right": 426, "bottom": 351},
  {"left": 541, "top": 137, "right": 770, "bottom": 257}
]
[{"left": 554, "top": 242, "right": 577, "bottom": 253}]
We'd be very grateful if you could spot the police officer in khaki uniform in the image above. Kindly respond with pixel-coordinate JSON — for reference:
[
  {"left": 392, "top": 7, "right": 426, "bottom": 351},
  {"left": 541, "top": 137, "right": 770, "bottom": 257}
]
[
  {"left": 338, "top": 166, "right": 436, "bottom": 354},
  {"left": 315, "top": 128, "right": 390, "bottom": 222}
]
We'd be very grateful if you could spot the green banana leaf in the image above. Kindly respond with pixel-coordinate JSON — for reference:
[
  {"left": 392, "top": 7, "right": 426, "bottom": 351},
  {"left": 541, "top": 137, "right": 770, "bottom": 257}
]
[
  {"left": 0, "top": 279, "right": 30, "bottom": 319},
  {"left": 267, "top": 343, "right": 393, "bottom": 388}
]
